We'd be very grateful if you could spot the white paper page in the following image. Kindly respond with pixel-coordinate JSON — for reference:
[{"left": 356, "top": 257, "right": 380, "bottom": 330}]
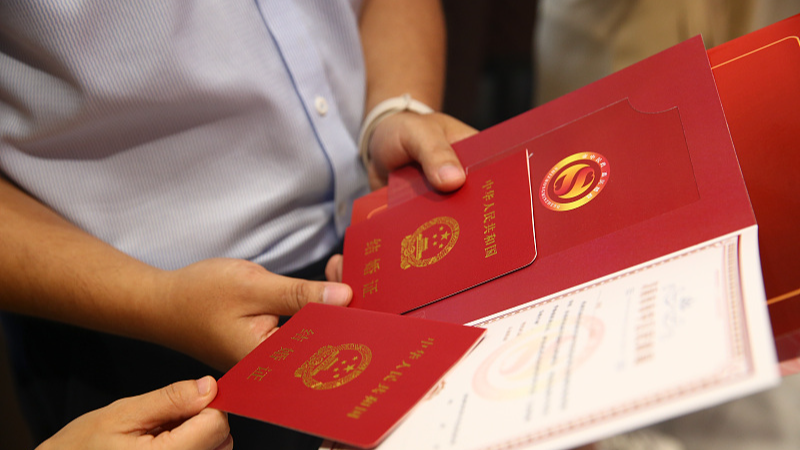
[{"left": 323, "top": 227, "right": 778, "bottom": 450}]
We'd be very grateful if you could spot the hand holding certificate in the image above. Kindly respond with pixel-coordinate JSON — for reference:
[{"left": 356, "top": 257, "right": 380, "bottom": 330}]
[
  {"left": 210, "top": 303, "right": 485, "bottom": 448},
  {"left": 212, "top": 13, "right": 800, "bottom": 450}
]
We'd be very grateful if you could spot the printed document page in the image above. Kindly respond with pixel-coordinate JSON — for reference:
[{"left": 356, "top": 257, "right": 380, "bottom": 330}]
[{"left": 324, "top": 226, "right": 778, "bottom": 450}]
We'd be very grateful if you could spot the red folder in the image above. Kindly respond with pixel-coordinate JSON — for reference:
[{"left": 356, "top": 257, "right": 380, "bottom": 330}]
[
  {"left": 345, "top": 36, "right": 755, "bottom": 324},
  {"left": 708, "top": 13, "right": 800, "bottom": 366}
]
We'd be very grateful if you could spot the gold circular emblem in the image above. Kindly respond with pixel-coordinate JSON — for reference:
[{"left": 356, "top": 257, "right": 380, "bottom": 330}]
[
  {"left": 400, "top": 216, "right": 460, "bottom": 270},
  {"left": 540, "top": 152, "right": 610, "bottom": 212},
  {"left": 294, "top": 343, "right": 372, "bottom": 390}
]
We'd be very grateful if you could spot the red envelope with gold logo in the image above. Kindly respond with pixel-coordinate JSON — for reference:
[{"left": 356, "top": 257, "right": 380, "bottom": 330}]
[
  {"left": 343, "top": 149, "right": 536, "bottom": 314},
  {"left": 210, "top": 303, "right": 485, "bottom": 449}
]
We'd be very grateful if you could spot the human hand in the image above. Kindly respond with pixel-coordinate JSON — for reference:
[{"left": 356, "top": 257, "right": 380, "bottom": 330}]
[
  {"left": 37, "top": 376, "right": 231, "bottom": 450},
  {"left": 152, "top": 258, "right": 353, "bottom": 371},
  {"left": 325, "top": 254, "right": 344, "bottom": 283},
  {"left": 365, "top": 112, "right": 478, "bottom": 191}
]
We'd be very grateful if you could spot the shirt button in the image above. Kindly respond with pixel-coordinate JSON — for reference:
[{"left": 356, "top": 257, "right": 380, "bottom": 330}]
[{"left": 314, "top": 96, "right": 328, "bottom": 116}]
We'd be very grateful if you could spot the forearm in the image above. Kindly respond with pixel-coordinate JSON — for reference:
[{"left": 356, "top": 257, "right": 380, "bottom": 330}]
[
  {"left": 0, "top": 176, "right": 165, "bottom": 341},
  {"left": 0, "top": 177, "right": 353, "bottom": 371},
  {"left": 359, "top": 0, "right": 447, "bottom": 111}
]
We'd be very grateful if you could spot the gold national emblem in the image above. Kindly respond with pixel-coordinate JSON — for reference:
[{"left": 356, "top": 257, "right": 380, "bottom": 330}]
[
  {"left": 294, "top": 343, "right": 372, "bottom": 390},
  {"left": 400, "top": 216, "right": 460, "bottom": 270}
]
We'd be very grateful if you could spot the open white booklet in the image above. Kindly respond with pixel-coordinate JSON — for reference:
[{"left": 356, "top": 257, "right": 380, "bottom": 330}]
[{"left": 323, "top": 226, "right": 778, "bottom": 450}]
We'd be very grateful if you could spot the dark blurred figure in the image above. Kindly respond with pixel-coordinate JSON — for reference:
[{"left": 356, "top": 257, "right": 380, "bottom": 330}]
[{"left": 442, "top": 0, "right": 537, "bottom": 129}]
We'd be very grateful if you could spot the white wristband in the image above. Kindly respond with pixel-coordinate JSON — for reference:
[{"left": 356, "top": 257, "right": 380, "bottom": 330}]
[{"left": 358, "top": 93, "right": 434, "bottom": 169}]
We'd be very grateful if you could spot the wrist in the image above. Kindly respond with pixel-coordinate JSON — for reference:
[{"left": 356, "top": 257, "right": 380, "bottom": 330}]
[{"left": 358, "top": 93, "right": 434, "bottom": 168}]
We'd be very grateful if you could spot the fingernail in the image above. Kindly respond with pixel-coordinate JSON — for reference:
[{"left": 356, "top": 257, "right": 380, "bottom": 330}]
[
  {"left": 438, "top": 164, "right": 464, "bottom": 185},
  {"left": 323, "top": 283, "right": 351, "bottom": 306},
  {"left": 197, "top": 376, "right": 213, "bottom": 396}
]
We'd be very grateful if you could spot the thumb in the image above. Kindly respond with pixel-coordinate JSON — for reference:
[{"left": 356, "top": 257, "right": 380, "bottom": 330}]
[
  {"left": 132, "top": 377, "right": 232, "bottom": 450},
  {"left": 261, "top": 272, "right": 353, "bottom": 316},
  {"left": 399, "top": 115, "right": 467, "bottom": 193},
  {"left": 121, "top": 376, "right": 218, "bottom": 431},
  {"left": 325, "top": 254, "right": 344, "bottom": 282}
]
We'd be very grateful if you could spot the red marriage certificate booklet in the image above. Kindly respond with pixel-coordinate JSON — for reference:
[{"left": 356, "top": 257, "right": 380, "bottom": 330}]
[
  {"left": 344, "top": 149, "right": 536, "bottom": 314},
  {"left": 210, "top": 303, "right": 485, "bottom": 449}
]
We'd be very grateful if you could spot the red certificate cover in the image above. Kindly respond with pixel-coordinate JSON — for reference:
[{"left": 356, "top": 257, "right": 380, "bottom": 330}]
[
  {"left": 210, "top": 303, "right": 485, "bottom": 449},
  {"left": 412, "top": 37, "right": 753, "bottom": 323},
  {"left": 708, "top": 13, "right": 800, "bottom": 366},
  {"left": 347, "top": 36, "right": 754, "bottom": 325},
  {"left": 344, "top": 149, "right": 536, "bottom": 314}
]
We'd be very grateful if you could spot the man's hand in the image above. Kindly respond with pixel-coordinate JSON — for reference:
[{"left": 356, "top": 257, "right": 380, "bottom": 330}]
[
  {"left": 364, "top": 111, "right": 477, "bottom": 191},
  {"left": 37, "top": 377, "right": 232, "bottom": 450},
  {"left": 325, "top": 254, "right": 345, "bottom": 283},
  {"left": 155, "top": 258, "right": 353, "bottom": 371},
  {"left": 359, "top": 0, "right": 477, "bottom": 193},
  {"left": 0, "top": 176, "right": 353, "bottom": 373}
]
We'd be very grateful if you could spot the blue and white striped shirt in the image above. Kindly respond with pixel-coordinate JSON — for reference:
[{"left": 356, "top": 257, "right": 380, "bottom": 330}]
[{"left": 0, "top": 0, "right": 370, "bottom": 273}]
